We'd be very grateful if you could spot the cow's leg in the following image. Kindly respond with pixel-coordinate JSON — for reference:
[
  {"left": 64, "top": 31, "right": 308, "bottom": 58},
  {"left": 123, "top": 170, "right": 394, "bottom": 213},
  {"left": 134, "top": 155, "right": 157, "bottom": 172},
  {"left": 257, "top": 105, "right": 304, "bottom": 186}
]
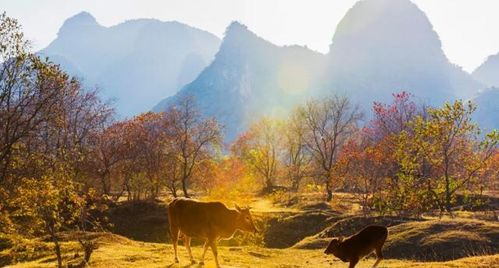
[
  {"left": 184, "top": 236, "right": 195, "bottom": 264},
  {"left": 170, "top": 226, "right": 180, "bottom": 263},
  {"left": 372, "top": 246, "right": 384, "bottom": 268},
  {"left": 209, "top": 240, "right": 220, "bottom": 268},
  {"left": 349, "top": 257, "right": 359, "bottom": 268},
  {"left": 200, "top": 239, "right": 209, "bottom": 265}
]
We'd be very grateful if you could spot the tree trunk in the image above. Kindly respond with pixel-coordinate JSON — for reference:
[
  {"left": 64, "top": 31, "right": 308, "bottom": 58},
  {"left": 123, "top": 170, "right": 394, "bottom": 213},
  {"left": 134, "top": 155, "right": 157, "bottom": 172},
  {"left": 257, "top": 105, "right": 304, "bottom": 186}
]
[
  {"left": 292, "top": 179, "right": 299, "bottom": 192},
  {"left": 126, "top": 182, "right": 132, "bottom": 201},
  {"left": 264, "top": 176, "right": 274, "bottom": 193},
  {"left": 100, "top": 174, "right": 110, "bottom": 196},
  {"left": 168, "top": 180, "right": 178, "bottom": 198},
  {"left": 50, "top": 229, "right": 62, "bottom": 268},
  {"left": 325, "top": 181, "right": 333, "bottom": 202},
  {"left": 182, "top": 178, "right": 190, "bottom": 198},
  {"left": 78, "top": 238, "right": 96, "bottom": 267},
  {"left": 445, "top": 176, "right": 451, "bottom": 212},
  {"left": 291, "top": 174, "right": 300, "bottom": 192}
]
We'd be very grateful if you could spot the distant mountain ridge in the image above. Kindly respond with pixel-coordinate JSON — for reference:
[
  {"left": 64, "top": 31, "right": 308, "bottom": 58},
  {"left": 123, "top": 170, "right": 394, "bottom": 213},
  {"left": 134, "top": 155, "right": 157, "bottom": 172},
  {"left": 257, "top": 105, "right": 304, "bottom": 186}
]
[
  {"left": 473, "top": 88, "right": 499, "bottom": 132},
  {"left": 156, "top": 0, "right": 488, "bottom": 141},
  {"left": 472, "top": 53, "right": 499, "bottom": 131},
  {"left": 323, "top": 0, "right": 482, "bottom": 108},
  {"left": 473, "top": 52, "right": 499, "bottom": 88},
  {"left": 40, "top": 11, "right": 221, "bottom": 117},
  {"left": 43, "top": 1, "right": 495, "bottom": 138},
  {"left": 153, "top": 22, "right": 326, "bottom": 141}
]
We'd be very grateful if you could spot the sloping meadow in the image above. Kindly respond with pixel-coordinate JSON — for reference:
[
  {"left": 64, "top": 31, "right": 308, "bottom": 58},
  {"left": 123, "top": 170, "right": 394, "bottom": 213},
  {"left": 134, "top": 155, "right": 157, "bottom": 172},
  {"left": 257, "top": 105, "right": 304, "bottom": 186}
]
[{"left": 294, "top": 217, "right": 499, "bottom": 261}]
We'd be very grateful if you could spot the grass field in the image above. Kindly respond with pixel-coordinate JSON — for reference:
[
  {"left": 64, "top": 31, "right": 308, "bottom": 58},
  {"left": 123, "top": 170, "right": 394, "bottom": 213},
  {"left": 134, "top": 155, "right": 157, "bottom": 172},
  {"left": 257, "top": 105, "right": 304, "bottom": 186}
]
[
  {"left": 4, "top": 233, "right": 499, "bottom": 268},
  {"left": 3, "top": 194, "right": 498, "bottom": 268}
]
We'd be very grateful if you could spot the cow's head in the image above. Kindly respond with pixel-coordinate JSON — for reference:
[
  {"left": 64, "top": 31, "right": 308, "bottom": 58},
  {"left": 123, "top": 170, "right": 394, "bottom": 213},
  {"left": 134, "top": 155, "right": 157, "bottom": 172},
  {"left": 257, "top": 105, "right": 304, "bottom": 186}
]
[
  {"left": 324, "top": 237, "right": 344, "bottom": 255},
  {"left": 235, "top": 205, "right": 258, "bottom": 233}
]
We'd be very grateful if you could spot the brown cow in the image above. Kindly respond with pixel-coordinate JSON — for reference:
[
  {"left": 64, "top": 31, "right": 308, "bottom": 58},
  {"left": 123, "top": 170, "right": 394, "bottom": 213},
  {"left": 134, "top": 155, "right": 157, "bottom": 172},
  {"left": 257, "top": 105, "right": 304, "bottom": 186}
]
[
  {"left": 168, "top": 198, "right": 257, "bottom": 267},
  {"left": 324, "top": 225, "right": 388, "bottom": 268}
]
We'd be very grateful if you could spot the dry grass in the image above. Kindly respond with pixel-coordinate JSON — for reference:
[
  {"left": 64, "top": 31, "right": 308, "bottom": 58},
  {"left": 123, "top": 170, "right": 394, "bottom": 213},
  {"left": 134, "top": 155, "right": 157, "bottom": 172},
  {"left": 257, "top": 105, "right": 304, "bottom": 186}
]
[
  {"left": 385, "top": 218, "right": 499, "bottom": 261},
  {"left": 4, "top": 194, "right": 499, "bottom": 267},
  {"left": 294, "top": 216, "right": 417, "bottom": 249},
  {"left": 4, "top": 234, "right": 499, "bottom": 268}
]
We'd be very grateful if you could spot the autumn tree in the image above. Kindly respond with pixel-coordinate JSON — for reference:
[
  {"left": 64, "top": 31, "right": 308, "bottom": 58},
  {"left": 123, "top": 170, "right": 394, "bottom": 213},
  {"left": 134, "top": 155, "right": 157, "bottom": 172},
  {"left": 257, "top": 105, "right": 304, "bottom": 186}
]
[
  {"left": 129, "top": 113, "right": 165, "bottom": 199},
  {"left": 1, "top": 13, "right": 112, "bottom": 265},
  {"left": 403, "top": 101, "right": 498, "bottom": 213},
  {"left": 282, "top": 111, "right": 311, "bottom": 191},
  {"left": 365, "top": 92, "right": 428, "bottom": 215},
  {"left": 166, "top": 96, "right": 221, "bottom": 198},
  {"left": 370, "top": 91, "right": 423, "bottom": 140},
  {"left": 203, "top": 157, "right": 257, "bottom": 202},
  {"left": 0, "top": 13, "right": 62, "bottom": 191},
  {"left": 232, "top": 118, "right": 283, "bottom": 193},
  {"left": 13, "top": 169, "right": 83, "bottom": 268},
  {"left": 482, "top": 150, "right": 499, "bottom": 191},
  {"left": 89, "top": 121, "right": 128, "bottom": 195},
  {"left": 298, "top": 95, "right": 362, "bottom": 201},
  {"left": 334, "top": 130, "right": 389, "bottom": 215},
  {"left": 162, "top": 149, "right": 182, "bottom": 198},
  {"left": 109, "top": 113, "right": 167, "bottom": 200}
]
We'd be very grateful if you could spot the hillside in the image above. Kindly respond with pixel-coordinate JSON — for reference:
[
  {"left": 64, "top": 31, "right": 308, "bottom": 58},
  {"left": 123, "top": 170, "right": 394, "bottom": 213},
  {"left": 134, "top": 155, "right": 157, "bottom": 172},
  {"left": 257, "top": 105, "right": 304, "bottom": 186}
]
[
  {"left": 2, "top": 220, "right": 498, "bottom": 268},
  {"left": 473, "top": 88, "right": 499, "bottom": 131},
  {"left": 155, "top": 0, "right": 487, "bottom": 141},
  {"left": 473, "top": 52, "right": 499, "bottom": 87},
  {"left": 323, "top": 0, "right": 483, "bottom": 109},
  {"left": 40, "top": 12, "right": 221, "bottom": 117},
  {"left": 153, "top": 22, "right": 326, "bottom": 141}
]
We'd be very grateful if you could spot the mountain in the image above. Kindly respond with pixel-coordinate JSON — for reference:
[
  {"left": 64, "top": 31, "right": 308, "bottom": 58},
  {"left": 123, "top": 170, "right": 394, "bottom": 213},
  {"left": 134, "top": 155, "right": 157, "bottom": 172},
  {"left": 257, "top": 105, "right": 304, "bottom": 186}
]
[
  {"left": 472, "top": 52, "right": 499, "bottom": 87},
  {"left": 40, "top": 11, "right": 221, "bottom": 117},
  {"left": 154, "top": 0, "right": 489, "bottom": 141},
  {"left": 473, "top": 53, "right": 499, "bottom": 131},
  {"left": 153, "top": 22, "right": 326, "bottom": 141},
  {"left": 473, "top": 88, "right": 499, "bottom": 131},
  {"left": 323, "top": 0, "right": 483, "bottom": 108},
  {"left": 155, "top": 0, "right": 487, "bottom": 141}
]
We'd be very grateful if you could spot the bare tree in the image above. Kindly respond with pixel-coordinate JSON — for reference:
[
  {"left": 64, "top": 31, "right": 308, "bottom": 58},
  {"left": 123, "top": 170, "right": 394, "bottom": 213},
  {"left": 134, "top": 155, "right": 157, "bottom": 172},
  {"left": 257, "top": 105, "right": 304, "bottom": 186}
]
[
  {"left": 283, "top": 111, "right": 311, "bottom": 191},
  {"left": 166, "top": 95, "right": 221, "bottom": 198},
  {"left": 299, "top": 95, "right": 362, "bottom": 201}
]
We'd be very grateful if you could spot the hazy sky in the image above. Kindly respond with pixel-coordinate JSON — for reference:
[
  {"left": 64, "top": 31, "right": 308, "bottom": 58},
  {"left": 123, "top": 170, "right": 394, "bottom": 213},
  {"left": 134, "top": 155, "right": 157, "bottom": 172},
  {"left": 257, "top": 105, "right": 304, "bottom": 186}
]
[{"left": 1, "top": 0, "right": 498, "bottom": 72}]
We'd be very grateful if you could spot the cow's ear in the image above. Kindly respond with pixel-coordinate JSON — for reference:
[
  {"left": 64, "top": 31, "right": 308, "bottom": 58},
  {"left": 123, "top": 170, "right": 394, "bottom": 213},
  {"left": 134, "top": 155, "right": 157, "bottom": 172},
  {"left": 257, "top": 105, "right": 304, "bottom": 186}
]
[{"left": 235, "top": 204, "right": 241, "bottom": 211}]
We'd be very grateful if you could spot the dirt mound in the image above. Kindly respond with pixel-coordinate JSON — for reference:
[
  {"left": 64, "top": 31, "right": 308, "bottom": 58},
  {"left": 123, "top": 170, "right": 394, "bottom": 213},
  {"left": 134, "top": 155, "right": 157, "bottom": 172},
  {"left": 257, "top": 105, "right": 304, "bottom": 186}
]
[
  {"left": 0, "top": 231, "right": 138, "bottom": 267},
  {"left": 106, "top": 200, "right": 170, "bottom": 242},
  {"left": 294, "top": 217, "right": 499, "bottom": 261},
  {"left": 49, "top": 231, "right": 136, "bottom": 246},
  {"left": 263, "top": 211, "right": 339, "bottom": 248},
  {"left": 105, "top": 200, "right": 265, "bottom": 246},
  {"left": 293, "top": 216, "right": 416, "bottom": 249},
  {"left": 384, "top": 219, "right": 499, "bottom": 261}
]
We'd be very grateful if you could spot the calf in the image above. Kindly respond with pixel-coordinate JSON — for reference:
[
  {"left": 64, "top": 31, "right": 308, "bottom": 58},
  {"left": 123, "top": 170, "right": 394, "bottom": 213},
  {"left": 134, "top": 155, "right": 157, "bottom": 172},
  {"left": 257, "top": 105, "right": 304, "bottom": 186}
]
[
  {"left": 168, "top": 198, "right": 257, "bottom": 267},
  {"left": 324, "top": 225, "right": 388, "bottom": 268}
]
